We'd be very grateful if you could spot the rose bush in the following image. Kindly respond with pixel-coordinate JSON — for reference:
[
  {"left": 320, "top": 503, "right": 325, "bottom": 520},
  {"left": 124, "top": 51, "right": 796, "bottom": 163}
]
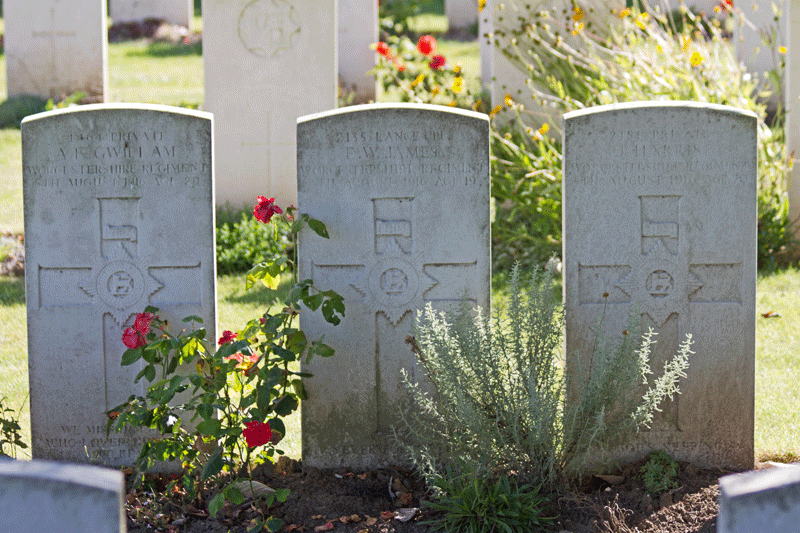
[{"left": 107, "top": 200, "right": 344, "bottom": 533}]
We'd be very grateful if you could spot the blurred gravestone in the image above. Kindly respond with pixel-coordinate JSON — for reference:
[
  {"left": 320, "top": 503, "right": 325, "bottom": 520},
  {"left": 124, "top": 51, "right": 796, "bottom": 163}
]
[
  {"left": 110, "top": 0, "right": 193, "bottom": 29},
  {"left": 203, "top": 0, "right": 337, "bottom": 207},
  {"left": 446, "top": 0, "right": 477, "bottom": 30},
  {"left": 339, "top": 0, "right": 378, "bottom": 102},
  {"left": 22, "top": 104, "right": 216, "bottom": 467},
  {"left": 718, "top": 466, "right": 800, "bottom": 533},
  {"left": 5, "top": 0, "right": 108, "bottom": 101},
  {"left": 0, "top": 459, "right": 126, "bottom": 533},
  {"left": 563, "top": 101, "right": 756, "bottom": 470},
  {"left": 298, "top": 104, "right": 491, "bottom": 468}
]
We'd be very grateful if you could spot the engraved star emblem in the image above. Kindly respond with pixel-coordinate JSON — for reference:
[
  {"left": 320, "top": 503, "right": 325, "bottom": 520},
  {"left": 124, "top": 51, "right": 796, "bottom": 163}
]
[
  {"left": 351, "top": 239, "right": 437, "bottom": 326},
  {"left": 79, "top": 243, "right": 163, "bottom": 327},
  {"left": 614, "top": 240, "right": 703, "bottom": 328},
  {"left": 238, "top": 0, "right": 301, "bottom": 58}
]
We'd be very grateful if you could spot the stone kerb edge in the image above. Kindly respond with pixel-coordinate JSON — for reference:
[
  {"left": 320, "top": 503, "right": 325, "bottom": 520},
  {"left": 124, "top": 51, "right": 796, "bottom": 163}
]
[{"left": 0, "top": 458, "right": 125, "bottom": 493}]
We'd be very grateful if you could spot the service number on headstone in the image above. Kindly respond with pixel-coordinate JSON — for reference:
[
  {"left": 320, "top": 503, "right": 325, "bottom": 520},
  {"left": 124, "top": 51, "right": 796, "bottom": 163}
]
[
  {"left": 22, "top": 104, "right": 216, "bottom": 467},
  {"left": 563, "top": 101, "right": 756, "bottom": 470},
  {"left": 298, "top": 104, "right": 491, "bottom": 468}
]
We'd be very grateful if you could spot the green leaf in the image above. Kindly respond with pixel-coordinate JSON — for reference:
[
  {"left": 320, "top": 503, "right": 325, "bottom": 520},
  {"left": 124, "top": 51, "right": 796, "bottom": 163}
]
[
  {"left": 143, "top": 365, "right": 156, "bottom": 383},
  {"left": 202, "top": 446, "right": 224, "bottom": 480},
  {"left": 265, "top": 517, "right": 284, "bottom": 532},
  {"left": 291, "top": 379, "right": 307, "bottom": 400},
  {"left": 225, "top": 484, "right": 245, "bottom": 505},
  {"left": 301, "top": 292, "right": 324, "bottom": 311},
  {"left": 121, "top": 348, "right": 143, "bottom": 366},
  {"left": 197, "top": 418, "right": 221, "bottom": 436},
  {"left": 268, "top": 417, "right": 286, "bottom": 438},
  {"left": 274, "top": 488, "right": 291, "bottom": 503},
  {"left": 246, "top": 518, "right": 264, "bottom": 533},
  {"left": 314, "top": 341, "right": 335, "bottom": 358},
  {"left": 273, "top": 395, "right": 299, "bottom": 417},
  {"left": 307, "top": 218, "right": 329, "bottom": 238},
  {"left": 182, "top": 315, "right": 203, "bottom": 323},
  {"left": 208, "top": 492, "right": 225, "bottom": 517}
]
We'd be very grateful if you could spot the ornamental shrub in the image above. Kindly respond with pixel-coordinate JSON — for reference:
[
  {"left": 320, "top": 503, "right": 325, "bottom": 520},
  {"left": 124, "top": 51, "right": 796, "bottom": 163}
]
[
  {"left": 489, "top": 2, "right": 794, "bottom": 272},
  {"left": 396, "top": 265, "right": 693, "bottom": 489},
  {"left": 640, "top": 450, "right": 680, "bottom": 497}
]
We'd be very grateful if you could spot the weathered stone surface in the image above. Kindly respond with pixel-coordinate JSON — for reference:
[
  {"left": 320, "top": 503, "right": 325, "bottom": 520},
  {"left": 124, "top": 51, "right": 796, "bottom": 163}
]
[
  {"left": 22, "top": 104, "right": 216, "bottom": 467},
  {"left": 0, "top": 459, "right": 126, "bottom": 533},
  {"left": 446, "top": 0, "right": 477, "bottom": 30},
  {"left": 110, "top": 0, "right": 193, "bottom": 29},
  {"left": 5, "top": 0, "right": 107, "bottom": 100},
  {"left": 297, "top": 104, "right": 491, "bottom": 468},
  {"left": 563, "top": 101, "right": 756, "bottom": 470},
  {"left": 203, "top": 0, "right": 337, "bottom": 207},
  {"left": 719, "top": 466, "right": 800, "bottom": 533}
]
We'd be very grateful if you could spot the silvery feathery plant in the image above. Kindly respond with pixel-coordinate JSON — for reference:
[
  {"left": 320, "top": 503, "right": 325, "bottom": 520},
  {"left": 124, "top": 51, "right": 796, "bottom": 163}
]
[{"left": 396, "top": 264, "right": 693, "bottom": 489}]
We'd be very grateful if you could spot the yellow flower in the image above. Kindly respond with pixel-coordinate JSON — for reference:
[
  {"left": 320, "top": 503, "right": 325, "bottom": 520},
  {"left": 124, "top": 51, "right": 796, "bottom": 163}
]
[
  {"left": 572, "top": 6, "right": 584, "bottom": 21},
  {"left": 478, "top": 0, "right": 486, "bottom": 12},
  {"left": 572, "top": 22, "right": 584, "bottom": 35},
  {"left": 690, "top": 51, "right": 703, "bottom": 67},
  {"left": 681, "top": 36, "right": 690, "bottom": 51},
  {"left": 411, "top": 73, "right": 424, "bottom": 87},
  {"left": 714, "top": 5, "right": 721, "bottom": 12},
  {"left": 620, "top": 8, "right": 630, "bottom": 18},
  {"left": 448, "top": 100, "right": 457, "bottom": 107},
  {"left": 489, "top": 105, "right": 503, "bottom": 118},
  {"left": 538, "top": 123, "right": 550, "bottom": 135},
  {"left": 656, "top": 44, "right": 663, "bottom": 54},
  {"left": 504, "top": 93, "right": 513, "bottom": 106},
  {"left": 454, "top": 63, "right": 462, "bottom": 75},
  {"left": 451, "top": 77, "right": 464, "bottom": 93},
  {"left": 472, "top": 98, "right": 483, "bottom": 111},
  {"left": 635, "top": 14, "right": 648, "bottom": 30},
  {"left": 431, "top": 84, "right": 440, "bottom": 95},
  {"left": 779, "top": 46, "right": 787, "bottom": 54}
]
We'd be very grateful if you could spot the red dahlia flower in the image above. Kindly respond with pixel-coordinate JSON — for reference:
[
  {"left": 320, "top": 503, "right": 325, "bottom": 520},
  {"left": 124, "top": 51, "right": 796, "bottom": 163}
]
[
  {"left": 417, "top": 35, "right": 436, "bottom": 55},
  {"left": 376, "top": 41, "right": 391, "bottom": 57},
  {"left": 122, "top": 327, "right": 146, "bottom": 349},
  {"left": 218, "top": 330, "right": 237, "bottom": 345}
]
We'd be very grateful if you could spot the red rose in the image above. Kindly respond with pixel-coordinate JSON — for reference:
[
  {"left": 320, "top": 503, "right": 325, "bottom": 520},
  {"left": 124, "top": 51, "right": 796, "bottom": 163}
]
[
  {"left": 134, "top": 312, "right": 153, "bottom": 335},
  {"left": 122, "top": 327, "right": 145, "bottom": 349},
  {"left": 429, "top": 54, "right": 446, "bottom": 70},
  {"left": 243, "top": 420, "right": 272, "bottom": 448},
  {"left": 218, "top": 330, "right": 237, "bottom": 346},
  {"left": 253, "top": 196, "right": 283, "bottom": 224},
  {"left": 417, "top": 35, "right": 436, "bottom": 55},
  {"left": 376, "top": 41, "right": 391, "bottom": 57}
]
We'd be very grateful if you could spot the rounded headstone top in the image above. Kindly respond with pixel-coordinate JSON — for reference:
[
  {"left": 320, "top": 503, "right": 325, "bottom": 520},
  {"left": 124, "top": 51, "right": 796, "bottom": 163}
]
[
  {"left": 21, "top": 103, "right": 213, "bottom": 126},
  {"left": 563, "top": 100, "right": 758, "bottom": 121},
  {"left": 298, "top": 103, "right": 490, "bottom": 126}
]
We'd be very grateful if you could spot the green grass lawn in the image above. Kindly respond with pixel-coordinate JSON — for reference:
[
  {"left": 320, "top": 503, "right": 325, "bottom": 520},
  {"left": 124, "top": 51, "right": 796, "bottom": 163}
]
[{"left": 0, "top": 15, "right": 799, "bottom": 468}]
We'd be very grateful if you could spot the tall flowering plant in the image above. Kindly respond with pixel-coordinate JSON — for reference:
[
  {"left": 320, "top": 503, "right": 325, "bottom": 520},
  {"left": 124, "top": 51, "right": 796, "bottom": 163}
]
[
  {"left": 372, "top": 34, "right": 491, "bottom": 113},
  {"left": 107, "top": 198, "right": 343, "bottom": 531}
]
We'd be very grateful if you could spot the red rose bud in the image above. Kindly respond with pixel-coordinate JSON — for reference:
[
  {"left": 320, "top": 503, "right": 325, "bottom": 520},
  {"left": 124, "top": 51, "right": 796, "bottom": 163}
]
[
  {"left": 417, "top": 35, "right": 436, "bottom": 55},
  {"left": 243, "top": 420, "right": 272, "bottom": 448},
  {"left": 122, "top": 327, "right": 145, "bottom": 349},
  {"left": 429, "top": 54, "right": 446, "bottom": 70},
  {"left": 253, "top": 196, "right": 283, "bottom": 224},
  {"left": 218, "top": 330, "right": 237, "bottom": 345}
]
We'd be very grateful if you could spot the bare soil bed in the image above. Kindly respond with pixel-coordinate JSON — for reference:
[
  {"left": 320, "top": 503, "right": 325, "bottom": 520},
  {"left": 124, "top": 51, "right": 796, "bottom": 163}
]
[{"left": 125, "top": 455, "right": 728, "bottom": 533}]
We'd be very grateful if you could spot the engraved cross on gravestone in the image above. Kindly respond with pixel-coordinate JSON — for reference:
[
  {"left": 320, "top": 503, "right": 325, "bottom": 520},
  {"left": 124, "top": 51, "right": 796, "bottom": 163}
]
[
  {"left": 563, "top": 102, "right": 756, "bottom": 470},
  {"left": 32, "top": 7, "right": 78, "bottom": 88},
  {"left": 297, "top": 104, "right": 491, "bottom": 469},
  {"left": 23, "top": 104, "right": 215, "bottom": 468}
]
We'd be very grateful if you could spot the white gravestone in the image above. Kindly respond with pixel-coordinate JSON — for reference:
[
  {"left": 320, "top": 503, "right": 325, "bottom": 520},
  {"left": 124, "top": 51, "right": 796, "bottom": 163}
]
[
  {"left": 22, "top": 104, "right": 216, "bottom": 467},
  {"left": 787, "top": 0, "right": 800, "bottom": 236},
  {"left": 297, "top": 104, "right": 491, "bottom": 468},
  {"left": 0, "top": 459, "right": 126, "bottom": 533},
  {"left": 339, "top": 0, "right": 378, "bottom": 103},
  {"left": 110, "top": 0, "right": 193, "bottom": 29},
  {"left": 203, "top": 0, "right": 337, "bottom": 207},
  {"left": 446, "top": 0, "right": 477, "bottom": 30},
  {"left": 563, "top": 102, "right": 756, "bottom": 470},
  {"left": 718, "top": 466, "right": 800, "bottom": 533},
  {"left": 5, "top": 0, "right": 108, "bottom": 101}
]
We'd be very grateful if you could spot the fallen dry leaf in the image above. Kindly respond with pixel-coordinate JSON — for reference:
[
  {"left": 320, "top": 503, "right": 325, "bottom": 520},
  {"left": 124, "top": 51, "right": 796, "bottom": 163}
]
[
  {"left": 380, "top": 510, "right": 394, "bottom": 520},
  {"left": 364, "top": 516, "right": 377, "bottom": 526},
  {"left": 314, "top": 522, "right": 334, "bottom": 532},
  {"left": 762, "top": 310, "right": 782, "bottom": 318},
  {"left": 394, "top": 508, "right": 418, "bottom": 522}
]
